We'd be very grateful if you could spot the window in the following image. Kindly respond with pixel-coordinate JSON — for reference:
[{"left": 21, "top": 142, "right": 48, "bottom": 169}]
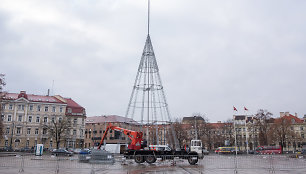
[
  {"left": 82, "top": 118, "right": 84, "bottom": 125},
  {"left": 51, "top": 117, "right": 55, "bottom": 123},
  {"left": 8, "top": 115, "right": 12, "bottom": 122},
  {"left": 18, "top": 104, "right": 24, "bottom": 110},
  {"left": 36, "top": 116, "right": 40, "bottom": 123},
  {"left": 300, "top": 127, "right": 304, "bottom": 131},
  {"left": 1, "top": 104, "right": 5, "bottom": 110},
  {"left": 43, "top": 128, "right": 47, "bottom": 135},
  {"left": 59, "top": 117, "right": 62, "bottom": 122},
  {"left": 6, "top": 127, "right": 10, "bottom": 134},
  {"left": 35, "top": 128, "right": 39, "bottom": 135},
  {"left": 44, "top": 117, "right": 48, "bottom": 123},
  {"left": 27, "top": 128, "right": 31, "bottom": 134},
  {"left": 60, "top": 107, "right": 63, "bottom": 113},
  {"left": 29, "top": 105, "right": 33, "bottom": 111},
  {"left": 68, "top": 108, "right": 72, "bottom": 113},
  {"left": 1, "top": 114, "right": 4, "bottom": 121},
  {"left": 37, "top": 105, "right": 41, "bottom": 111},
  {"left": 28, "top": 116, "right": 32, "bottom": 122},
  {"left": 5, "top": 140, "right": 8, "bottom": 147},
  {"left": 302, "top": 134, "right": 304, "bottom": 138},
  {"left": 81, "top": 129, "right": 83, "bottom": 136},
  {"left": 9, "top": 104, "right": 13, "bottom": 110},
  {"left": 52, "top": 106, "right": 56, "bottom": 112},
  {"left": 73, "top": 130, "right": 76, "bottom": 135},
  {"left": 44, "top": 106, "right": 48, "bottom": 112},
  {"left": 74, "top": 118, "right": 77, "bottom": 125},
  {"left": 18, "top": 115, "right": 22, "bottom": 122},
  {"left": 16, "top": 127, "right": 21, "bottom": 134},
  {"left": 26, "top": 140, "right": 29, "bottom": 147}
]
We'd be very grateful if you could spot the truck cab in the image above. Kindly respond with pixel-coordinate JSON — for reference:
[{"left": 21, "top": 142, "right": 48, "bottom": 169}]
[{"left": 190, "top": 140, "right": 204, "bottom": 159}]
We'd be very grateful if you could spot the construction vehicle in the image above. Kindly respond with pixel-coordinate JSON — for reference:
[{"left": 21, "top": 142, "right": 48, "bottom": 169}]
[{"left": 98, "top": 123, "right": 201, "bottom": 165}]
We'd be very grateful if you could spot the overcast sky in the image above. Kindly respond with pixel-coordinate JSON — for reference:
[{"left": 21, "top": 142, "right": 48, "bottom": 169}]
[{"left": 1, "top": 0, "right": 306, "bottom": 122}]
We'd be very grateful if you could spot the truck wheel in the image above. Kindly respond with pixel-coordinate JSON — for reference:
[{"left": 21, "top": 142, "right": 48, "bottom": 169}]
[
  {"left": 188, "top": 155, "right": 198, "bottom": 165},
  {"left": 145, "top": 155, "right": 156, "bottom": 164},
  {"left": 134, "top": 154, "right": 144, "bottom": 163}
]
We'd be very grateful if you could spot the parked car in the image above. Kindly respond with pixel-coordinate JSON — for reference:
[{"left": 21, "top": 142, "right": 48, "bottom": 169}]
[
  {"left": 202, "top": 148, "right": 209, "bottom": 155},
  {"left": 79, "top": 149, "right": 91, "bottom": 155},
  {"left": 0, "top": 146, "right": 13, "bottom": 152},
  {"left": 72, "top": 148, "right": 82, "bottom": 154},
  {"left": 20, "top": 147, "right": 33, "bottom": 152},
  {"left": 51, "top": 149, "right": 73, "bottom": 156}
]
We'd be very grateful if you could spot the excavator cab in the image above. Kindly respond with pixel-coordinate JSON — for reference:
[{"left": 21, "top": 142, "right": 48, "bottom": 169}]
[{"left": 141, "top": 139, "right": 148, "bottom": 149}]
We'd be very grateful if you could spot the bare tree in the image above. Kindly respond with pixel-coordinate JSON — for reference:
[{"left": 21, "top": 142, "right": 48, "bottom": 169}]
[
  {"left": 269, "top": 117, "right": 299, "bottom": 152},
  {"left": 223, "top": 119, "right": 235, "bottom": 146},
  {"left": 254, "top": 109, "right": 273, "bottom": 146},
  {"left": 172, "top": 118, "right": 189, "bottom": 148},
  {"left": 0, "top": 74, "right": 6, "bottom": 140},
  {"left": 47, "top": 118, "right": 71, "bottom": 149}
]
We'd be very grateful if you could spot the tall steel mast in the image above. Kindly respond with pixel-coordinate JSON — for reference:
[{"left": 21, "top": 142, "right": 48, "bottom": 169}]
[{"left": 125, "top": 0, "right": 179, "bottom": 149}]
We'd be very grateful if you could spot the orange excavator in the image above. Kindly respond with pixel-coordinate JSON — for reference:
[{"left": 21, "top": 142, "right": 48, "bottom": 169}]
[{"left": 97, "top": 123, "right": 144, "bottom": 150}]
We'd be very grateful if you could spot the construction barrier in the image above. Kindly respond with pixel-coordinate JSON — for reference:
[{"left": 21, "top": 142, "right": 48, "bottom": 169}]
[{"left": 0, "top": 153, "right": 305, "bottom": 174}]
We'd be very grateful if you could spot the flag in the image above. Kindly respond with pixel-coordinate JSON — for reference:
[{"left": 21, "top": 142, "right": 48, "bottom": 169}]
[
  {"left": 233, "top": 106, "right": 237, "bottom": 111},
  {"left": 244, "top": 107, "right": 248, "bottom": 111}
]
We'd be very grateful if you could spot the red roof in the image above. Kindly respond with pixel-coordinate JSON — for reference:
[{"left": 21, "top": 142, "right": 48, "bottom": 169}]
[
  {"left": 3, "top": 91, "right": 85, "bottom": 116},
  {"left": 4, "top": 92, "right": 65, "bottom": 104},
  {"left": 275, "top": 114, "right": 303, "bottom": 124},
  {"left": 65, "top": 98, "right": 85, "bottom": 116}
]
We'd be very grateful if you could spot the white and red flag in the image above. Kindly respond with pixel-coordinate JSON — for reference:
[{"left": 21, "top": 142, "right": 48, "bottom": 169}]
[{"left": 233, "top": 106, "right": 238, "bottom": 111}]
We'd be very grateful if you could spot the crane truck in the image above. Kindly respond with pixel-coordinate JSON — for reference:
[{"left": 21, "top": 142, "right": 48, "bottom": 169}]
[{"left": 97, "top": 123, "right": 202, "bottom": 165}]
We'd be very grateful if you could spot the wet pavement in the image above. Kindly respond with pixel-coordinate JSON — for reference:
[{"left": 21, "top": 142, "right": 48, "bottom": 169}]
[{"left": 0, "top": 153, "right": 305, "bottom": 174}]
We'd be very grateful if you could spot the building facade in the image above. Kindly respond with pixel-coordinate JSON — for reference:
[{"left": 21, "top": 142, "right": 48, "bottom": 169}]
[
  {"left": 0, "top": 91, "right": 86, "bottom": 150},
  {"left": 84, "top": 115, "right": 139, "bottom": 148}
]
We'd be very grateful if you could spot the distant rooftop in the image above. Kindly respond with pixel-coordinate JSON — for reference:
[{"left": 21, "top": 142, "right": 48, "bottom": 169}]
[{"left": 86, "top": 115, "right": 138, "bottom": 124}]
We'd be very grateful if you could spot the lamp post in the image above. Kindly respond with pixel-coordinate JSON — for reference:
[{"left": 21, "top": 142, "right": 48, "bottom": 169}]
[{"left": 194, "top": 116, "right": 198, "bottom": 140}]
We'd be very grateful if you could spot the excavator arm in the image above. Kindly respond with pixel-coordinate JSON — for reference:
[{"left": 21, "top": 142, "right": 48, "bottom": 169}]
[{"left": 97, "top": 123, "right": 143, "bottom": 150}]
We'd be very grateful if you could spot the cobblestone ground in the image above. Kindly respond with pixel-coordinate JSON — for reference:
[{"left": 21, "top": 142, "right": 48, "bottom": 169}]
[{"left": 0, "top": 153, "right": 305, "bottom": 174}]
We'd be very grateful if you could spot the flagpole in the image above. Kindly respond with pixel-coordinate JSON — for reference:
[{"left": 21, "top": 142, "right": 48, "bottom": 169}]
[
  {"left": 233, "top": 107, "right": 238, "bottom": 173},
  {"left": 244, "top": 107, "right": 249, "bottom": 155}
]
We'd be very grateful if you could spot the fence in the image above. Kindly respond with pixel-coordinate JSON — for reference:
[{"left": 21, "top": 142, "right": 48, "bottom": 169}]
[{"left": 0, "top": 153, "right": 305, "bottom": 174}]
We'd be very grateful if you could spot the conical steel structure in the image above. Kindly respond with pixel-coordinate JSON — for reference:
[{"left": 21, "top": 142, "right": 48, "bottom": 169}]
[
  {"left": 125, "top": 34, "right": 179, "bottom": 149},
  {"left": 125, "top": 0, "right": 179, "bottom": 149}
]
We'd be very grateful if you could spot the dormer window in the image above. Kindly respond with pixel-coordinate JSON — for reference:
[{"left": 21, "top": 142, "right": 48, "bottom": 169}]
[
  {"left": 68, "top": 108, "right": 72, "bottom": 113},
  {"left": 291, "top": 119, "right": 295, "bottom": 124}
]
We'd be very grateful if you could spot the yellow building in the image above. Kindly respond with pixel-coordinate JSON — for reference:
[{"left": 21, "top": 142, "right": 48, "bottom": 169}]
[{"left": 0, "top": 91, "right": 86, "bottom": 150}]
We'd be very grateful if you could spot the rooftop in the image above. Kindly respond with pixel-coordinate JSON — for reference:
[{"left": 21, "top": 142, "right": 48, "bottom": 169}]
[{"left": 86, "top": 115, "right": 137, "bottom": 124}]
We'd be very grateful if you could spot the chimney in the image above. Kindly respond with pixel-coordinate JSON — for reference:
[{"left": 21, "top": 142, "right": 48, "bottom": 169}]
[
  {"left": 47, "top": 89, "right": 50, "bottom": 96},
  {"left": 280, "top": 112, "right": 285, "bottom": 117},
  {"left": 295, "top": 113, "right": 298, "bottom": 117},
  {"left": 285, "top": 112, "right": 289, "bottom": 116}
]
